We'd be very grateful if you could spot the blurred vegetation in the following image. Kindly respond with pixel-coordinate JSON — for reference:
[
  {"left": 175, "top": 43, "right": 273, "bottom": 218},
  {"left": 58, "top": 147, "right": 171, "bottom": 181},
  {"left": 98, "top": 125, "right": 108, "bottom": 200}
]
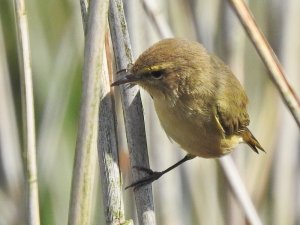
[{"left": 0, "top": 0, "right": 299, "bottom": 225}]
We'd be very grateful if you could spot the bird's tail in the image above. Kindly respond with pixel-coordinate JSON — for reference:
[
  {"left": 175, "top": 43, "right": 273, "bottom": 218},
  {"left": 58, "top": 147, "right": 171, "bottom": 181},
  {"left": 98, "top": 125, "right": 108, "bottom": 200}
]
[{"left": 241, "top": 128, "right": 265, "bottom": 154}]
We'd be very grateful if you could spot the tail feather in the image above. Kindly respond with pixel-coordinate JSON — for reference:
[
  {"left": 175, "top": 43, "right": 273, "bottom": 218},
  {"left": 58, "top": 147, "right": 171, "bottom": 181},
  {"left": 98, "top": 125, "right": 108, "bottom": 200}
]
[{"left": 241, "top": 128, "right": 265, "bottom": 154}]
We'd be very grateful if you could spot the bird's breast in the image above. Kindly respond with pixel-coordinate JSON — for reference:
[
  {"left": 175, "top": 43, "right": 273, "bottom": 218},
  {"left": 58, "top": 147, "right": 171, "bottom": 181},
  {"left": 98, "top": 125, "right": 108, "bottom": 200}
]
[{"left": 153, "top": 98, "right": 238, "bottom": 158}]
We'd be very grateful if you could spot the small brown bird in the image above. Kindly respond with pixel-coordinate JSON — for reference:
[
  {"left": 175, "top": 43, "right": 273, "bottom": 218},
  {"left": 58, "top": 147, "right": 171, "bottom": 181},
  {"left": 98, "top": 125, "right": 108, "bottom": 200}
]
[{"left": 112, "top": 38, "right": 264, "bottom": 189}]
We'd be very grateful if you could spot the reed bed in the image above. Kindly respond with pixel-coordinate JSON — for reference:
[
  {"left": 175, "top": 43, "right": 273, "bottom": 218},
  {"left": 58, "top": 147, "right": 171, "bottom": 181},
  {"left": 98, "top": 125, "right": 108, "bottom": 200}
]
[{"left": 1, "top": 0, "right": 299, "bottom": 224}]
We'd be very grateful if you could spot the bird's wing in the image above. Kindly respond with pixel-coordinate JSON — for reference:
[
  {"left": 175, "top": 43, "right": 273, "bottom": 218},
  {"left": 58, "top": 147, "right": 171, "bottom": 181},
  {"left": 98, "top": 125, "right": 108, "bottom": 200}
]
[
  {"left": 214, "top": 82, "right": 266, "bottom": 153},
  {"left": 213, "top": 69, "right": 264, "bottom": 153},
  {"left": 212, "top": 66, "right": 250, "bottom": 136},
  {"left": 215, "top": 97, "right": 250, "bottom": 136}
]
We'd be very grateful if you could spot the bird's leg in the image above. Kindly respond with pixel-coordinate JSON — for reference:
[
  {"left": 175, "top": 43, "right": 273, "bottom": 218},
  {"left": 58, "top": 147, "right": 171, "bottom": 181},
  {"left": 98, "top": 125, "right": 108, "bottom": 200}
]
[{"left": 125, "top": 154, "right": 195, "bottom": 190}]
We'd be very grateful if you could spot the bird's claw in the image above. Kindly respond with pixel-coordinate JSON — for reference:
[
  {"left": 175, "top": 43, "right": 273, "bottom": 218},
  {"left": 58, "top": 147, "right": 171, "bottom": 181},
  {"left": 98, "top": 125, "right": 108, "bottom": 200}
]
[{"left": 125, "top": 166, "right": 163, "bottom": 190}]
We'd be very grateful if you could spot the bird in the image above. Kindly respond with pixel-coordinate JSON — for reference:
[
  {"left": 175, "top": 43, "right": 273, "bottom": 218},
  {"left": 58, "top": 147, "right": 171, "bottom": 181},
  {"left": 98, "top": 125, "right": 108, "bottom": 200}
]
[{"left": 111, "top": 38, "right": 264, "bottom": 189}]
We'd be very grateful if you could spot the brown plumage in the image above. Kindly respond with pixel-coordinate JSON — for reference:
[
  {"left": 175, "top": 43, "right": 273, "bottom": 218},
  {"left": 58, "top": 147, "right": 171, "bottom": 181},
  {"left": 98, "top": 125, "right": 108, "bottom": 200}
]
[{"left": 113, "top": 38, "right": 264, "bottom": 158}]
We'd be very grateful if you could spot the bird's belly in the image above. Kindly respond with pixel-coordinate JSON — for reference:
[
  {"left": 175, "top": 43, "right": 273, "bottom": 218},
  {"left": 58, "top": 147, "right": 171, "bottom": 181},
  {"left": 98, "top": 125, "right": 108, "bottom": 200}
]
[{"left": 154, "top": 101, "right": 238, "bottom": 158}]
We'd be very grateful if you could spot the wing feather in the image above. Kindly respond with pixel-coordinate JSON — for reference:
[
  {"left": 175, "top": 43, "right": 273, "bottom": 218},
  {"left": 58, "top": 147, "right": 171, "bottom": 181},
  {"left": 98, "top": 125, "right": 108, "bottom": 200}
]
[{"left": 210, "top": 55, "right": 250, "bottom": 136}]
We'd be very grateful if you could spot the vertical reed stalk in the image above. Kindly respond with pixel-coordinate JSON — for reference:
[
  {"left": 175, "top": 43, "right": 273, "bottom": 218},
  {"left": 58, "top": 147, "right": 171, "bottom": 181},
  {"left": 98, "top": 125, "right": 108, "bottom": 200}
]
[
  {"left": 13, "top": 0, "right": 40, "bottom": 224},
  {"left": 68, "top": 0, "right": 109, "bottom": 224},
  {"left": 109, "top": 0, "right": 156, "bottom": 224}
]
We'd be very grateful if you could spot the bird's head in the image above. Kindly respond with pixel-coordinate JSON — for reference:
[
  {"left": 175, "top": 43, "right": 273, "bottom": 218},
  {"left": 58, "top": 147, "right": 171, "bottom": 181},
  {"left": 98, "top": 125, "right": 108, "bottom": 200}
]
[{"left": 111, "top": 38, "right": 210, "bottom": 102}]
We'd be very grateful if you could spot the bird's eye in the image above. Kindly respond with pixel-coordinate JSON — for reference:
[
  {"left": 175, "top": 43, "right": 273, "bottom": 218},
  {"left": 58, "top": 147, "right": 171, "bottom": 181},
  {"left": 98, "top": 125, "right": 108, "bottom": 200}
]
[{"left": 150, "top": 71, "right": 163, "bottom": 79}]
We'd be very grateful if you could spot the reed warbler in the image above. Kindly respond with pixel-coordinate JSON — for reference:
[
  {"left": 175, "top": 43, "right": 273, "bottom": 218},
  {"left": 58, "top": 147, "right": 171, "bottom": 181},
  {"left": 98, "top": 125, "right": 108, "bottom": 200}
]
[{"left": 112, "top": 38, "right": 264, "bottom": 189}]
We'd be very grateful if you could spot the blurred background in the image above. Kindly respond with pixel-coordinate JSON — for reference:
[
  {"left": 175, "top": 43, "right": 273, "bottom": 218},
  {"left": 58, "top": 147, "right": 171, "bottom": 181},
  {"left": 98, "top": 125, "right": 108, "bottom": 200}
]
[{"left": 0, "top": 0, "right": 299, "bottom": 224}]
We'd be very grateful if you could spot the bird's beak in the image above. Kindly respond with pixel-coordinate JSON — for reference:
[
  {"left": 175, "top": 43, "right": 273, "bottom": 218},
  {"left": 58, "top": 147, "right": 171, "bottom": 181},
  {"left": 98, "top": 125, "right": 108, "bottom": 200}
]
[{"left": 111, "top": 74, "right": 142, "bottom": 86}]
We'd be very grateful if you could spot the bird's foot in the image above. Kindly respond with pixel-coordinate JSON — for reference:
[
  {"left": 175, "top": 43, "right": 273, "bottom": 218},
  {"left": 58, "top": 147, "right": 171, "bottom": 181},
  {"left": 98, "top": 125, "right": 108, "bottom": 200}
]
[{"left": 125, "top": 166, "right": 163, "bottom": 190}]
